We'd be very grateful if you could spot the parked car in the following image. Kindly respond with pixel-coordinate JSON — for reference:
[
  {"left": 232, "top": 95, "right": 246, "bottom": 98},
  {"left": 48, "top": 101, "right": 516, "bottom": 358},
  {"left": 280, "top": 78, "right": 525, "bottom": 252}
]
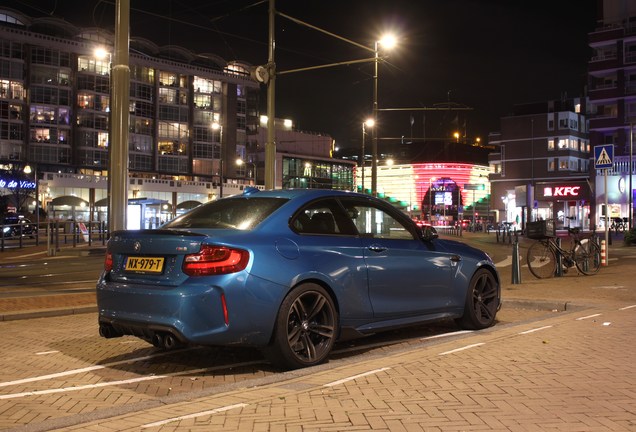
[
  {"left": 96, "top": 188, "right": 501, "bottom": 369},
  {"left": 1, "top": 215, "right": 37, "bottom": 238}
]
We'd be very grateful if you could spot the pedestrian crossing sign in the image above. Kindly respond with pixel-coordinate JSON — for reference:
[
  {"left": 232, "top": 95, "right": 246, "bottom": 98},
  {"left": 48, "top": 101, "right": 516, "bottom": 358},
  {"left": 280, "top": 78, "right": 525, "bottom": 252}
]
[{"left": 594, "top": 144, "right": 613, "bottom": 169}]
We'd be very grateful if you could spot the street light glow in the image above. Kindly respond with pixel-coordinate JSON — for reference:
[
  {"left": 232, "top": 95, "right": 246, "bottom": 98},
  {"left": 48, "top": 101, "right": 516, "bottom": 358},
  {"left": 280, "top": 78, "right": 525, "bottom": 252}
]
[
  {"left": 94, "top": 47, "right": 109, "bottom": 60},
  {"left": 379, "top": 34, "right": 397, "bottom": 49}
]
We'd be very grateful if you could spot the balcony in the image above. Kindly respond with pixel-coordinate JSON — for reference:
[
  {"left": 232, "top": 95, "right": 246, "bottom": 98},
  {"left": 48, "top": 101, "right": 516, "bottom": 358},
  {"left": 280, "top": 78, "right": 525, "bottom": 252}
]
[
  {"left": 589, "top": 116, "right": 626, "bottom": 130},
  {"left": 588, "top": 55, "right": 620, "bottom": 72},
  {"left": 589, "top": 86, "right": 622, "bottom": 100},
  {"left": 589, "top": 25, "right": 623, "bottom": 44}
]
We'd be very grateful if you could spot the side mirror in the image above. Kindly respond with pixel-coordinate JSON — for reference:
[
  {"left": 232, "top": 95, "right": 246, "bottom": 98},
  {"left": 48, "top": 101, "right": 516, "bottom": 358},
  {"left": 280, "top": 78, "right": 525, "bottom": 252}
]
[{"left": 420, "top": 225, "right": 438, "bottom": 241}]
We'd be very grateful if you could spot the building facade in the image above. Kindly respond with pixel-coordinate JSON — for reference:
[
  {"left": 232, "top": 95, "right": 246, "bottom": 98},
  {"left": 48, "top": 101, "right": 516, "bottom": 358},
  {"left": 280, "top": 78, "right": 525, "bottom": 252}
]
[
  {"left": 488, "top": 99, "right": 592, "bottom": 231},
  {"left": 0, "top": 8, "right": 355, "bottom": 228},
  {"left": 588, "top": 0, "right": 636, "bottom": 228}
]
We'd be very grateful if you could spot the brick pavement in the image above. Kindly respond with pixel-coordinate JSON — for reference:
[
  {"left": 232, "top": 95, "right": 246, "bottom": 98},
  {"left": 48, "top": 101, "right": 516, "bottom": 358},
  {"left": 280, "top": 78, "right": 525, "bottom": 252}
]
[
  {"left": 1, "top": 235, "right": 635, "bottom": 431},
  {"left": 57, "top": 304, "right": 636, "bottom": 431}
]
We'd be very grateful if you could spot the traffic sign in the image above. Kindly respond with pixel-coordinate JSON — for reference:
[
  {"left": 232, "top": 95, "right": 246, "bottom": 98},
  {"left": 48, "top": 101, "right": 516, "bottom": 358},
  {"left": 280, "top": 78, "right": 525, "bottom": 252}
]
[{"left": 594, "top": 144, "right": 614, "bottom": 169}]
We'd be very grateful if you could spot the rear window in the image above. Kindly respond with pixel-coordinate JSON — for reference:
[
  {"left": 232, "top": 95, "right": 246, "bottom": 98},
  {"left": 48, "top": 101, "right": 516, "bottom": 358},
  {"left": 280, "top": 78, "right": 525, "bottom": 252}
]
[{"left": 163, "top": 197, "right": 287, "bottom": 231}]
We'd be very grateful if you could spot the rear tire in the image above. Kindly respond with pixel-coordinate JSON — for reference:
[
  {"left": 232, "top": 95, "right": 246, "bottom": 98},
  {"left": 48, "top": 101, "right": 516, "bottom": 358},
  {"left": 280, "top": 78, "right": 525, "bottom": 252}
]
[
  {"left": 264, "top": 283, "right": 337, "bottom": 369},
  {"left": 456, "top": 268, "right": 499, "bottom": 330},
  {"left": 527, "top": 240, "right": 556, "bottom": 279}
]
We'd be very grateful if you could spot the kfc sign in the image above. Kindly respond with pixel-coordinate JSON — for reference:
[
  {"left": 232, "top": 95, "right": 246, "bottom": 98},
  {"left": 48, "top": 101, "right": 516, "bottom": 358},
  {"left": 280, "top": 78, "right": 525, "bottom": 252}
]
[{"left": 543, "top": 186, "right": 580, "bottom": 197}]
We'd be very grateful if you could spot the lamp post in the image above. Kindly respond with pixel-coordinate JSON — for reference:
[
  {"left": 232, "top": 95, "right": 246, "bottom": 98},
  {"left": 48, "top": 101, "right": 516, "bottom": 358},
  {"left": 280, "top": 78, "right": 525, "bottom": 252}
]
[
  {"left": 361, "top": 118, "right": 374, "bottom": 193},
  {"left": 371, "top": 35, "right": 396, "bottom": 197},
  {"left": 23, "top": 164, "right": 39, "bottom": 245},
  {"left": 236, "top": 158, "right": 257, "bottom": 185},
  {"left": 429, "top": 177, "right": 436, "bottom": 224},
  {"left": 212, "top": 122, "right": 224, "bottom": 197}
]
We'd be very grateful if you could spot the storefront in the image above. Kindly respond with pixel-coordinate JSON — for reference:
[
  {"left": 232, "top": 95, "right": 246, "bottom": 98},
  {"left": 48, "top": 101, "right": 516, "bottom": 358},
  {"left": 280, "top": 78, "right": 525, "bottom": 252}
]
[
  {"left": 594, "top": 173, "right": 635, "bottom": 230},
  {"left": 534, "top": 180, "right": 592, "bottom": 230}
]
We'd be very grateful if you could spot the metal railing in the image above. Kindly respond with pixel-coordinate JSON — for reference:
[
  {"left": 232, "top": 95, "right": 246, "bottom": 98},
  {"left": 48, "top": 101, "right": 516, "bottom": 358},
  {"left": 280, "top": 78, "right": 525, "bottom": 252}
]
[{"left": 1, "top": 221, "right": 108, "bottom": 253}]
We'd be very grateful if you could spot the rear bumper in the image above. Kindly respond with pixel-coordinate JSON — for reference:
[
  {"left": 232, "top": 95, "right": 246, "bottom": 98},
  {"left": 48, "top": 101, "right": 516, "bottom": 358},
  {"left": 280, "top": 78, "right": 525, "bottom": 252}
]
[{"left": 96, "top": 274, "right": 286, "bottom": 346}]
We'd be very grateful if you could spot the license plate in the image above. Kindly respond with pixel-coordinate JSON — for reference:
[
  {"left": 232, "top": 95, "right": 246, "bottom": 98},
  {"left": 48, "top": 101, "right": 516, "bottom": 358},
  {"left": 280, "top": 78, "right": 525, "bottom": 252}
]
[{"left": 125, "top": 256, "right": 165, "bottom": 273}]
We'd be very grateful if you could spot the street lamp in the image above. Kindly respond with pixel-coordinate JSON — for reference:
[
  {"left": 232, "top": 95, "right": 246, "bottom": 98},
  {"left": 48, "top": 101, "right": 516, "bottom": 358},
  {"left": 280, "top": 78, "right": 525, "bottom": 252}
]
[
  {"left": 23, "top": 164, "right": 39, "bottom": 245},
  {"left": 236, "top": 158, "right": 257, "bottom": 185},
  {"left": 361, "top": 118, "right": 374, "bottom": 193},
  {"left": 371, "top": 34, "right": 397, "bottom": 196},
  {"left": 212, "top": 122, "right": 224, "bottom": 197}
]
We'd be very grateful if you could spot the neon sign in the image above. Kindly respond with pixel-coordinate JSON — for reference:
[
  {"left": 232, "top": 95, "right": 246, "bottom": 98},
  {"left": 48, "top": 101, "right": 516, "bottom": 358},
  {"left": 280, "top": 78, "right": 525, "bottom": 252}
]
[
  {"left": 0, "top": 178, "right": 36, "bottom": 189},
  {"left": 543, "top": 186, "right": 580, "bottom": 197}
]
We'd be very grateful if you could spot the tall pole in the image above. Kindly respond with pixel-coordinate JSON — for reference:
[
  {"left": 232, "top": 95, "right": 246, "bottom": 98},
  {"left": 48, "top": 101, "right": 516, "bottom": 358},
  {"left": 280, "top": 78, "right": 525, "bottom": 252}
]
[
  {"left": 109, "top": 0, "right": 130, "bottom": 232},
  {"left": 265, "top": 0, "right": 276, "bottom": 189},
  {"left": 220, "top": 126, "right": 224, "bottom": 197},
  {"left": 604, "top": 168, "right": 609, "bottom": 263},
  {"left": 361, "top": 122, "right": 366, "bottom": 193},
  {"left": 429, "top": 178, "right": 433, "bottom": 223},
  {"left": 630, "top": 122, "right": 633, "bottom": 229},
  {"left": 371, "top": 41, "right": 379, "bottom": 196}
]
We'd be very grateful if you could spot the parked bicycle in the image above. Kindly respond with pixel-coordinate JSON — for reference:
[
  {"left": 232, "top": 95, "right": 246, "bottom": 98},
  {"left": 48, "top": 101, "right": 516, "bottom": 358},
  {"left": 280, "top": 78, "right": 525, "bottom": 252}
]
[
  {"left": 609, "top": 217, "right": 627, "bottom": 233},
  {"left": 526, "top": 226, "right": 601, "bottom": 279}
]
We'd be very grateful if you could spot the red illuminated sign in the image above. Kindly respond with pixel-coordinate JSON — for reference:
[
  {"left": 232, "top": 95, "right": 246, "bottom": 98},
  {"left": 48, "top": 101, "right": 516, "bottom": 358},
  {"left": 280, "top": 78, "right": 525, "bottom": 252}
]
[{"left": 543, "top": 186, "right": 581, "bottom": 197}]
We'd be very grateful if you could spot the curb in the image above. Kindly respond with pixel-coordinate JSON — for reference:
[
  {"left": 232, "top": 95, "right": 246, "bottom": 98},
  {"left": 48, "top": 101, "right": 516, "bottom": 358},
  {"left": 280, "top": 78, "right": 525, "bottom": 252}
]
[
  {"left": 0, "top": 305, "right": 97, "bottom": 322},
  {"left": 0, "top": 299, "right": 571, "bottom": 322},
  {"left": 501, "top": 298, "right": 587, "bottom": 313}
]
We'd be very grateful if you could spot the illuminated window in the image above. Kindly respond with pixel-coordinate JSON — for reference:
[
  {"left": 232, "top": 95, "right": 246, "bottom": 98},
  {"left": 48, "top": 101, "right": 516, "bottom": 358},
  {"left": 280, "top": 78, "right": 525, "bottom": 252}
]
[{"left": 159, "top": 71, "right": 177, "bottom": 86}]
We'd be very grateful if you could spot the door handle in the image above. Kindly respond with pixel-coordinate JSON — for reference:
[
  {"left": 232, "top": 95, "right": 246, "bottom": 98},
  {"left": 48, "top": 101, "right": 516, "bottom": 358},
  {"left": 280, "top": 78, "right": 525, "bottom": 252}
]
[{"left": 368, "top": 244, "right": 387, "bottom": 253}]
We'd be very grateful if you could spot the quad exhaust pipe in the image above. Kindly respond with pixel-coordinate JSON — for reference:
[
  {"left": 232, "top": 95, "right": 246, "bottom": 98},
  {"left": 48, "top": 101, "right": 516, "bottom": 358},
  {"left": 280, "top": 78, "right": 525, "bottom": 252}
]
[
  {"left": 99, "top": 324, "right": 182, "bottom": 350},
  {"left": 151, "top": 332, "right": 182, "bottom": 350}
]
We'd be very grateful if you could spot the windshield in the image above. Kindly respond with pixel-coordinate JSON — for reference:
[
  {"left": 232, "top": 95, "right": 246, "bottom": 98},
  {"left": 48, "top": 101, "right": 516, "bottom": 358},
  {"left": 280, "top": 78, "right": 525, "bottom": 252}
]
[{"left": 164, "top": 197, "right": 287, "bottom": 230}]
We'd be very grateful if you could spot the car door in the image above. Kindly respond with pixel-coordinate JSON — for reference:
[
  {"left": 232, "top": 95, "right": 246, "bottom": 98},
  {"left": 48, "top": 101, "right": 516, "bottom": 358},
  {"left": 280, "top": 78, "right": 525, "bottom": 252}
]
[
  {"left": 340, "top": 198, "right": 455, "bottom": 317},
  {"left": 290, "top": 198, "right": 373, "bottom": 320}
]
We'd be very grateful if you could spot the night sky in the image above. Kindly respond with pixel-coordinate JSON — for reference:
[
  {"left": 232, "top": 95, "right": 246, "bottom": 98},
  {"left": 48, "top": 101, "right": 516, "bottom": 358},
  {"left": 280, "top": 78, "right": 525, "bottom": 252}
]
[{"left": 10, "top": 0, "right": 597, "bottom": 149}]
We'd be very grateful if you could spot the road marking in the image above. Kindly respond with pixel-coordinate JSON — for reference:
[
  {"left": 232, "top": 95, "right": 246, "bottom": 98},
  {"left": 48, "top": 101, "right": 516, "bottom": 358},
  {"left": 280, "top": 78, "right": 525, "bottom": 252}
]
[
  {"left": 576, "top": 313, "right": 602, "bottom": 321},
  {"left": 0, "top": 359, "right": 263, "bottom": 400},
  {"left": 518, "top": 325, "right": 553, "bottom": 334},
  {"left": 619, "top": 304, "right": 636, "bottom": 310},
  {"left": 142, "top": 403, "right": 248, "bottom": 428},
  {"left": 421, "top": 330, "right": 473, "bottom": 340},
  {"left": 495, "top": 256, "right": 512, "bottom": 267},
  {"left": 0, "top": 375, "right": 165, "bottom": 400},
  {"left": 324, "top": 367, "right": 391, "bottom": 387},
  {"left": 0, "top": 349, "right": 196, "bottom": 388},
  {"left": 438, "top": 343, "right": 485, "bottom": 355},
  {"left": 35, "top": 351, "right": 60, "bottom": 355}
]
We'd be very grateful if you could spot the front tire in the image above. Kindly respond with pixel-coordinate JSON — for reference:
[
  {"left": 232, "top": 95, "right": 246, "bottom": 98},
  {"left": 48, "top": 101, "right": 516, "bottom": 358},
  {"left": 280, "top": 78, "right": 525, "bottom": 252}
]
[
  {"left": 456, "top": 268, "right": 499, "bottom": 330},
  {"left": 527, "top": 240, "right": 556, "bottom": 279},
  {"left": 265, "top": 283, "right": 337, "bottom": 369}
]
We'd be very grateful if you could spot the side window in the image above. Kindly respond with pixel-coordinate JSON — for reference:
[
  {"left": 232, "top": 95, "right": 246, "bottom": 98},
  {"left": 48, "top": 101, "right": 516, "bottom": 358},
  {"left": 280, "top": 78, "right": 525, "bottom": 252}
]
[
  {"left": 341, "top": 199, "right": 415, "bottom": 240},
  {"left": 292, "top": 199, "right": 345, "bottom": 235}
]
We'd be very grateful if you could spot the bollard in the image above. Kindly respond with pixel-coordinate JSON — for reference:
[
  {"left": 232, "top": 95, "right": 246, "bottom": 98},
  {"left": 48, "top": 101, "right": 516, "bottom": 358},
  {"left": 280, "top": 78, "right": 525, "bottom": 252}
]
[
  {"left": 555, "top": 237, "right": 563, "bottom": 277},
  {"left": 601, "top": 240, "right": 607, "bottom": 266},
  {"left": 511, "top": 237, "right": 521, "bottom": 284}
]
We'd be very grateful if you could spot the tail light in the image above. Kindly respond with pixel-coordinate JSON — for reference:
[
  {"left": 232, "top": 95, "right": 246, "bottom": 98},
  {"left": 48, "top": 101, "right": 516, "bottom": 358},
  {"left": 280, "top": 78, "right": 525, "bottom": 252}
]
[
  {"left": 183, "top": 245, "right": 249, "bottom": 276},
  {"left": 104, "top": 250, "right": 113, "bottom": 272}
]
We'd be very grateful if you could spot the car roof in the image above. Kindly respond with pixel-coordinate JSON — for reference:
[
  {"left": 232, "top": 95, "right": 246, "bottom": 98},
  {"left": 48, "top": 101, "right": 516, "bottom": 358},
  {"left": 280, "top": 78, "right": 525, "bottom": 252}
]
[{"left": 226, "top": 188, "right": 364, "bottom": 201}]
